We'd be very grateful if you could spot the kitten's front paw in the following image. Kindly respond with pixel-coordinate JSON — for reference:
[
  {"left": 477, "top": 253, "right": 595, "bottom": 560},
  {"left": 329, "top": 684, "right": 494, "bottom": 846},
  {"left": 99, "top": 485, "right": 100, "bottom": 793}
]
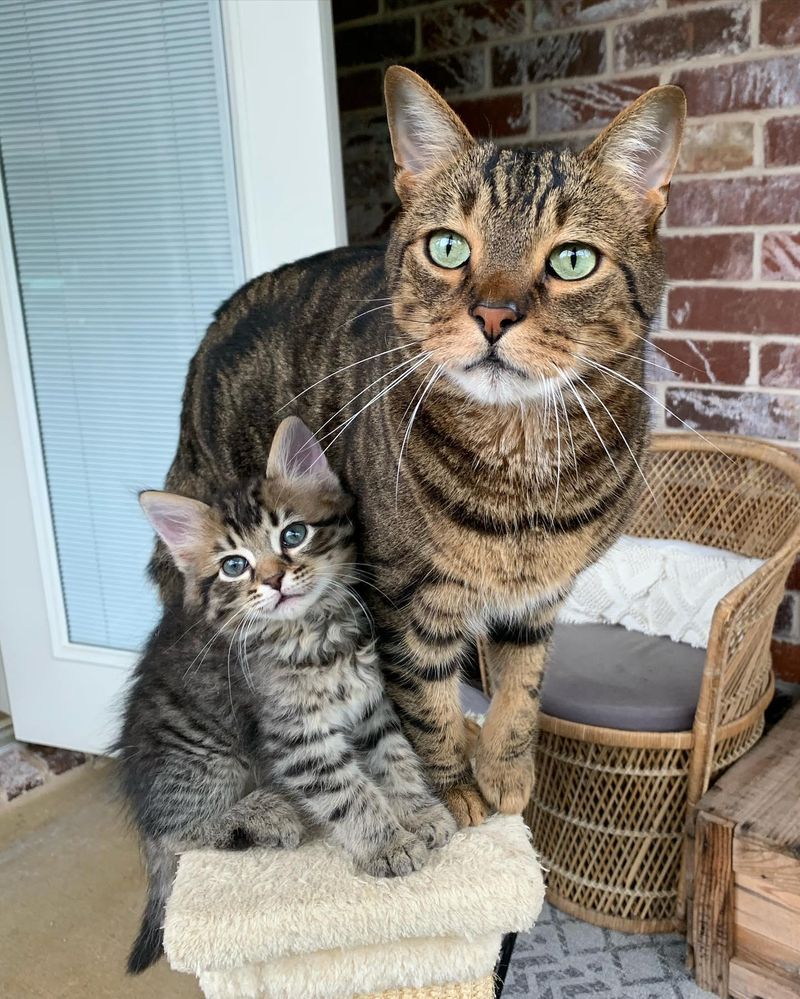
[
  {"left": 475, "top": 752, "right": 534, "bottom": 815},
  {"left": 215, "top": 809, "right": 304, "bottom": 852},
  {"left": 400, "top": 802, "right": 457, "bottom": 849},
  {"left": 361, "top": 830, "right": 429, "bottom": 878},
  {"left": 442, "top": 781, "right": 490, "bottom": 828}
]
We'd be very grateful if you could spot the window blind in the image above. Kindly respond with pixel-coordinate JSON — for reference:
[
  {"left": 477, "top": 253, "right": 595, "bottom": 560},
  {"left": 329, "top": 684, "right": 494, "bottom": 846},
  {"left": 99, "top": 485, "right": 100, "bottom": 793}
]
[{"left": 0, "top": 0, "right": 243, "bottom": 651}]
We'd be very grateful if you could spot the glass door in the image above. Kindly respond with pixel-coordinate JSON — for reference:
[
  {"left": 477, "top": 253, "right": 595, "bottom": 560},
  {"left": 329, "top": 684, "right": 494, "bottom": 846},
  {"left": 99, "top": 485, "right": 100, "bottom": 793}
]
[{"left": 0, "top": 0, "right": 345, "bottom": 751}]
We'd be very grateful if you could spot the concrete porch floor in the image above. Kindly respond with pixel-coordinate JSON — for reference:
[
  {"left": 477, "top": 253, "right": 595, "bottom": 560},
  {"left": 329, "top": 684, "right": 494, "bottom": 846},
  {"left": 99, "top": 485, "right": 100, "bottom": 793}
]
[{"left": 0, "top": 760, "right": 201, "bottom": 998}]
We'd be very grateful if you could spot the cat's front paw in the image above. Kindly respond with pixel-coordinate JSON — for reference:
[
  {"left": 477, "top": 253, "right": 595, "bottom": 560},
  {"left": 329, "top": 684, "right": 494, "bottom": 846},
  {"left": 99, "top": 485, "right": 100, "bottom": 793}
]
[
  {"left": 360, "top": 830, "right": 429, "bottom": 878},
  {"left": 442, "top": 781, "right": 490, "bottom": 828},
  {"left": 475, "top": 752, "right": 534, "bottom": 815},
  {"left": 399, "top": 802, "right": 457, "bottom": 849}
]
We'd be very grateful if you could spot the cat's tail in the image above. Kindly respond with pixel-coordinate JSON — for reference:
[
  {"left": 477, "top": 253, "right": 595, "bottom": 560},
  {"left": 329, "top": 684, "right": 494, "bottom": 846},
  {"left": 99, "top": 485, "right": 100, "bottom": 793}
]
[{"left": 127, "top": 839, "right": 177, "bottom": 975}]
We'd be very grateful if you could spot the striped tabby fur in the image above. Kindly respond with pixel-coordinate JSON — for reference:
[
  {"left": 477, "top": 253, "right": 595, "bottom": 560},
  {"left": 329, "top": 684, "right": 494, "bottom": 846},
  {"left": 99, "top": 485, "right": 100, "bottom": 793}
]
[
  {"left": 153, "top": 69, "right": 686, "bottom": 827},
  {"left": 120, "top": 417, "right": 455, "bottom": 974}
]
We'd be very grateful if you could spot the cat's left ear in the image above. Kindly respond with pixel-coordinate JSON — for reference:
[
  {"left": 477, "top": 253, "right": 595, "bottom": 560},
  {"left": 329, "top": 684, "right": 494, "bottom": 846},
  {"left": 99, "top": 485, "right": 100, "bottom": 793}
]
[
  {"left": 267, "top": 416, "right": 339, "bottom": 488},
  {"left": 583, "top": 85, "right": 686, "bottom": 222}
]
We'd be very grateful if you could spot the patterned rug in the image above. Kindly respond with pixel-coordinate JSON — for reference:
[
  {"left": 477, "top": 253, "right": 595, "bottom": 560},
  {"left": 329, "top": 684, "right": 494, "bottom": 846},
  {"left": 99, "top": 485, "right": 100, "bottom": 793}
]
[{"left": 504, "top": 902, "right": 715, "bottom": 999}]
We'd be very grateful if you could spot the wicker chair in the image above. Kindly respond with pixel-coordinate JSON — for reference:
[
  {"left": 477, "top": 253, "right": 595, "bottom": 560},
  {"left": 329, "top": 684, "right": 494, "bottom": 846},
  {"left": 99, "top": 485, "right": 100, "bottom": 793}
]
[{"left": 479, "top": 432, "right": 800, "bottom": 934}]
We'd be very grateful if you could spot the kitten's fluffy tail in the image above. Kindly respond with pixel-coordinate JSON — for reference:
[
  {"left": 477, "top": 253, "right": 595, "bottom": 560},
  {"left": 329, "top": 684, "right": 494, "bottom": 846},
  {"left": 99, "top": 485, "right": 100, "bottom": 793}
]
[{"left": 127, "top": 840, "right": 177, "bottom": 975}]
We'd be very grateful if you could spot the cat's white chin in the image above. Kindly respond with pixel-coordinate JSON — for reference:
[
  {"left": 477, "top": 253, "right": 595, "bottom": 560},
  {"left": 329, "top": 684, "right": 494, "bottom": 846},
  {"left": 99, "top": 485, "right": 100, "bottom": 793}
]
[{"left": 446, "top": 365, "right": 566, "bottom": 407}]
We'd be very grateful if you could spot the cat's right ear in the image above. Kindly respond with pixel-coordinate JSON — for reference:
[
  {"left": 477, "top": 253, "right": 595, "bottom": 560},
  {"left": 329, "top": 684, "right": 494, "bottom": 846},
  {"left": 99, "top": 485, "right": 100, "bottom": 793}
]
[
  {"left": 384, "top": 66, "right": 473, "bottom": 198},
  {"left": 139, "top": 491, "right": 212, "bottom": 571}
]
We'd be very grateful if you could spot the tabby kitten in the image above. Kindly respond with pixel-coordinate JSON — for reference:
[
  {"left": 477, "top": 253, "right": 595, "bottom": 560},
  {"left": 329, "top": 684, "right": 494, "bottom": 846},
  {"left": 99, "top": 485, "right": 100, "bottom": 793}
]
[
  {"left": 154, "top": 68, "right": 686, "bottom": 827},
  {"left": 120, "top": 417, "right": 455, "bottom": 974}
]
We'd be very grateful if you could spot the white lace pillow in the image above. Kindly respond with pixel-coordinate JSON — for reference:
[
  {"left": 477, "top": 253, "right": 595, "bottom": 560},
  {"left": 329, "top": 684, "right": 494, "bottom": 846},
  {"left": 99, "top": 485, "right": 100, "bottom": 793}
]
[{"left": 558, "top": 535, "right": 764, "bottom": 649}]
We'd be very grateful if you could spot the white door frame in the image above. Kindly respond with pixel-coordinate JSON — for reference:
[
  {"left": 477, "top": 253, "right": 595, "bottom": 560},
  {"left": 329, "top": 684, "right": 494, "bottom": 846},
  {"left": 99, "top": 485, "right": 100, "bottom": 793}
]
[{"left": 0, "top": 0, "right": 345, "bottom": 752}]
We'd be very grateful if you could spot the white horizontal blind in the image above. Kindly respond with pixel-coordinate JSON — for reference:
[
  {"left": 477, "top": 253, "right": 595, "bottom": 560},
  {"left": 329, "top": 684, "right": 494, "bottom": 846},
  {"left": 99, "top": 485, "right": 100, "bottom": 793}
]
[{"left": 0, "top": 0, "right": 243, "bottom": 651}]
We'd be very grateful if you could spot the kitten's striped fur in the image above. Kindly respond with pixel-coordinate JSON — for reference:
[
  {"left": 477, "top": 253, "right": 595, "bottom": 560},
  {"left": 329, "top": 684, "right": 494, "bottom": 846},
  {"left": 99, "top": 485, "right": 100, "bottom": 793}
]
[
  {"left": 120, "top": 418, "right": 454, "bottom": 974},
  {"left": 153, "top": 69, "right": 686, "bottom": 827}
]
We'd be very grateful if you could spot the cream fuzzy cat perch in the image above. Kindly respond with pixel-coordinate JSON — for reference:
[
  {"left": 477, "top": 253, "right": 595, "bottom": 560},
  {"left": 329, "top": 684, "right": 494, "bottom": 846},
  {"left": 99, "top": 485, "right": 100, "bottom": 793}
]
[{"left": 163, "top": 814, "right": 543, "bottom": 999}]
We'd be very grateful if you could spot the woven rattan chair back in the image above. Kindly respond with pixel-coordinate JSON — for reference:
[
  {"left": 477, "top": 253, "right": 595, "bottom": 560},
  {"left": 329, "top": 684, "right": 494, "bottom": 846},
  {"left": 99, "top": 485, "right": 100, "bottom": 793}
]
[{"left": 524, "top": 432, "right": 800, "bottom": 934}]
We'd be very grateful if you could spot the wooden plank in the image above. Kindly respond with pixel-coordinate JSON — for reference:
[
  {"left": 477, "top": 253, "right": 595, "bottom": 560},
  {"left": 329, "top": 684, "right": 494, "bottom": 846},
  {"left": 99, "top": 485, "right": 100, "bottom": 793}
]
[
  {"left": 735, "top": 924, "right": 800, "bottom": 976},
  {"left": 729, "top": 956, "right": 800, "bottom": 999},
  {"left": 692, "top": 813, "right": 735, "bottom": 997},
  {"left": 735, "top": 884, "right": 800, "bottom": 959},
  {"left": 734, "top": 839, "right": 800, "bottom": 894},
  {"left": 736, "top": 871, "right": 800, "bottom": 917},
  {"left": 698, "top": 704, "right": 800, "bottom": 851}
]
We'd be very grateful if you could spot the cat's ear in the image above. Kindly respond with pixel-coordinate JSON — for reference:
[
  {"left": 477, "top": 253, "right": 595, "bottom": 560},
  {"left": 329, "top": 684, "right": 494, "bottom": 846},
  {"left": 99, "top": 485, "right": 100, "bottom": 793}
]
[
  {"left": 583, "top": 85, "right": 686, "bottom": 220},
  {"left": 384, "top": 66, "right": 473, "bottom": 196},
  {"left": 139, "top": 491, "right": 212, "bottom": 571},
  {"left": 267, "top": 416, "right": 338, "bottom": 488}
]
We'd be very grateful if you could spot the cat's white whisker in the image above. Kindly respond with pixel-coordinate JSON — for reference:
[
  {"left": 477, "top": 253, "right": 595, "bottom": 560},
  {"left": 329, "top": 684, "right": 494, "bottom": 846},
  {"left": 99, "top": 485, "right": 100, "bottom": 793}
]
[
  {"left": 313, "top": 353, "right": 430, "bottom": 461},
  {"left": 580, "top": 357, "right": 735, "bottom": 461},
  {"left": 276, "top": 343, "right": 409, "bottom": 412},
  {"left": 570, "top": 368, "right": 659, "bottom": 508},
  {"left": 394, "top": 362, "right": 443, "bottom": 507},
  {"left": 555, "top": 380, "right": 580, "bottom": 486},
  {"left": 565, "top": 377, "right": 625, "bottom": 485}
]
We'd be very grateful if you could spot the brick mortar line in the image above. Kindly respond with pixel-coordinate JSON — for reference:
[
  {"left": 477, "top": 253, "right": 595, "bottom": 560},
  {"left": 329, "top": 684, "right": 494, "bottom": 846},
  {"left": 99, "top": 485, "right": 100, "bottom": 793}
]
[
  {"left": 656, "top": 332, "right": 800, "bottom": 344},
  {"left": 664, "top": 224, "right": 800, "bottom": 235},
  {"left": 336, "top": 33, "right": 800, "bottom": 93},
  {"left": 656, "top": 380, "right": 800, "bottom": 396},
  {"left": 668, "top": 278, "right": 800, "bottom": 288}
]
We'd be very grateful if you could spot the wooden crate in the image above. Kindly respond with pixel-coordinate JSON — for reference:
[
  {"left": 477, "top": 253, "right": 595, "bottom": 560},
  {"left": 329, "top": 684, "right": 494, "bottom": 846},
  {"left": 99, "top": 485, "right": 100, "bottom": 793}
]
[{"left": 686, "top": 703, "right": 800, "bottom": 998}]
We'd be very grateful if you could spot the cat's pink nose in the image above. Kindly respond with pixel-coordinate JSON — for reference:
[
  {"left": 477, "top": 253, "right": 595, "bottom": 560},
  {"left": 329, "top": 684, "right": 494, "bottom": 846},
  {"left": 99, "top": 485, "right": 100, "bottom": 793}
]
[
  {"left": 471, "top": 303, "right": 521, "bottom": 344},
  {"left": 263, "top": 571, "right": 284, "bottom": 591}
]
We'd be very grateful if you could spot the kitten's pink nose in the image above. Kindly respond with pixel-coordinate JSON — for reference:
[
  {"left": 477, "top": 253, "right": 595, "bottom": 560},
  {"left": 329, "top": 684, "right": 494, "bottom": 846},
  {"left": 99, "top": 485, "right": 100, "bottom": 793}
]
[
  {"left": 263, "top": 571, "right": 284, "bottom": 591},
  {"left": 470, "top": 303, "right": 521, "bottom": 344}
]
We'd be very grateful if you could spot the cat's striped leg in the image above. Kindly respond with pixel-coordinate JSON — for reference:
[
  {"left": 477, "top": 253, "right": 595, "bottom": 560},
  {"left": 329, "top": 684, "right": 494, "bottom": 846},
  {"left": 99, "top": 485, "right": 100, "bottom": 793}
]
[
  {"left": 379, "top": 581, "right": 490, "bottom": 828},
  {"left": 475, "top": 604, "right": 560, "bottom": 814},
  {"left": 354, "top": 695, "right": 457, "bottom": 848}
]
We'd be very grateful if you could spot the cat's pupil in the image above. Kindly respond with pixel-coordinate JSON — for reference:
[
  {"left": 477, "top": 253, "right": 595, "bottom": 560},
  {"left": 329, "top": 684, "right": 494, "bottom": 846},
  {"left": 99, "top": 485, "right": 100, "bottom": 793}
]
[
  {"left": 221, "top": 556, "right": 248, "bottom": 577},
  {"left": 281, "top": 522, "right": 307, "bottom": 548},
  {"left": 570, "top": 248, "right": 577, "bottom": 269}
]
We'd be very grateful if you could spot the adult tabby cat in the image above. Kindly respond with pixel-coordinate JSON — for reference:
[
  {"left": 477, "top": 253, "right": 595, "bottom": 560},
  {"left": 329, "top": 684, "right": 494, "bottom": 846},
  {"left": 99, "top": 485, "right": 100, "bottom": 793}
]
[
  {"left": 155, "top": 67, "right": 686, "bottom": 827},
  {"left": 121, "top": 417, "right": 455, "bottom": 973}
]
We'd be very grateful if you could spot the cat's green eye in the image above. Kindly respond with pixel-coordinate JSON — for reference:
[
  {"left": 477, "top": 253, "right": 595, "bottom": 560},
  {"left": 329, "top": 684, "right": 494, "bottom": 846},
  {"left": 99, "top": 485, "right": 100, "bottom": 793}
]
[
  {"left": 220, "top": 555, "right": 249, "bottom": 579},
  {"left": 281, "top": 522, "right": 307, "bottom": 549},
  {"left": 428, "top": 230, "right": 471, "bottom": 269},
  {"left": 548, "top": 243, "right": 598, "bottom": 281}
]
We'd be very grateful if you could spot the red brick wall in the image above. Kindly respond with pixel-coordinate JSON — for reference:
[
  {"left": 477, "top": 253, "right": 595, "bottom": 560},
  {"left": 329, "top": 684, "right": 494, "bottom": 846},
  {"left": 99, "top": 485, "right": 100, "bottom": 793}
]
[{"left": 332, "top": 0, "right": 800, "bottom": 680}]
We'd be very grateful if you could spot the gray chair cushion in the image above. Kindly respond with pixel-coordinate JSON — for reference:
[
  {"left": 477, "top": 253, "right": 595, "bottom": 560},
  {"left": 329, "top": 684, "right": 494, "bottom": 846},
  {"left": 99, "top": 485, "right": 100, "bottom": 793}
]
[{"left": 459, "top": 623, "right": 706, "bottom": 733}]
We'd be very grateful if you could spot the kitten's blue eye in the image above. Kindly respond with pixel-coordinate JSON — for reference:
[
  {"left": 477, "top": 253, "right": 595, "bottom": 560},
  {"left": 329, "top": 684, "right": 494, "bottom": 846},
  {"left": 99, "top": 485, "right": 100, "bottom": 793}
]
[
  {"left": 281, "top": 523, "right": 307, "bottom": 549},
  {"left": 428, "top": 230, "right": 470, "bottom": 269},
  {"left": 547, "top": 243, "right": 598, "bottom": 281},
  {"left": 220, "top": 555, "right": 249, "bottom": 578}
]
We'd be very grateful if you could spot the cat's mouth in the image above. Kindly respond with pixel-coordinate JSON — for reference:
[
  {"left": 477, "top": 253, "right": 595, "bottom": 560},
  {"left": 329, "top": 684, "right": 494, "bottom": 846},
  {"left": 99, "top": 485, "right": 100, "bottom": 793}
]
[{"left": 463, "top": 350, "right": 528, "bottom": 381}]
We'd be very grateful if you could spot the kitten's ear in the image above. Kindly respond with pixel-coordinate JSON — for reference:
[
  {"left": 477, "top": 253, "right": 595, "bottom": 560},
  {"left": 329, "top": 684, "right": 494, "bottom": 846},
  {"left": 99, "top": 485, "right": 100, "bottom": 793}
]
[
  {"left": 384, "top": 66, "right": 473, "bottom": 196},
  {"left": 583, "top": 86, "right": 686, "bottom": 220},
  {"left": 139, "top": 491, "right": 212, "bottom": 571},
  {"left": 267, "top": 416, "right": 338, "bottom": 488}
]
